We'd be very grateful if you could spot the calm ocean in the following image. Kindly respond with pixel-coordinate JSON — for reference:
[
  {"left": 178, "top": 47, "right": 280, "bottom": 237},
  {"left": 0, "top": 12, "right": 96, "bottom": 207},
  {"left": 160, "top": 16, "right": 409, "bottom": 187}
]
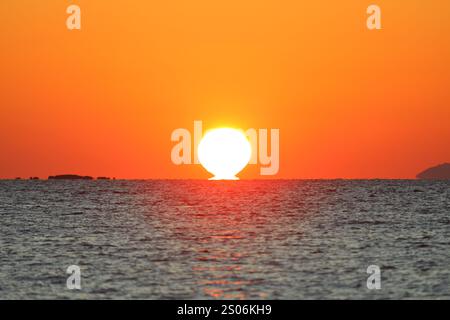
[{"left": 0, "top": 180, "right": 449, "bottom": 299}]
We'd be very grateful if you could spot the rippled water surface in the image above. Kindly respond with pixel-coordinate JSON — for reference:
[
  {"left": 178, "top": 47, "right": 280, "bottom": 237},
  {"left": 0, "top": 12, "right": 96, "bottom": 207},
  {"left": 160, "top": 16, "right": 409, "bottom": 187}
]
[{"left": 0, "top": 180, "right": 449, "bottom": 299}]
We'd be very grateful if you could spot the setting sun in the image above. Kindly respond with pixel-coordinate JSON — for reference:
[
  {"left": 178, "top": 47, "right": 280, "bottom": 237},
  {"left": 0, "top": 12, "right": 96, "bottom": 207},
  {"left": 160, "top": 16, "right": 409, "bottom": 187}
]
[
  {"left": 198, "top": 128, "right": 251, "bottom": 180},
  {"left": 0, "top": 0, "right": 449, "bottom": 303}
]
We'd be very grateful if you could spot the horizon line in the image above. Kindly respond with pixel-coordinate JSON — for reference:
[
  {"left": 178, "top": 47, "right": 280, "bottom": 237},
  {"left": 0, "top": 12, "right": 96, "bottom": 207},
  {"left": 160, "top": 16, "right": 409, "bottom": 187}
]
[{"left": 0, "top": 177, "right": 438, "bottom": 181}]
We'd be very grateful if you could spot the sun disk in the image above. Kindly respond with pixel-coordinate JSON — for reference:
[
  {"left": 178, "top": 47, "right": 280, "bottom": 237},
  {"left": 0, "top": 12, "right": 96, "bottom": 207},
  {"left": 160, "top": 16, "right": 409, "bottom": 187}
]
[{"left": 198, "top": 128, "right": 251, "bottom": 180}]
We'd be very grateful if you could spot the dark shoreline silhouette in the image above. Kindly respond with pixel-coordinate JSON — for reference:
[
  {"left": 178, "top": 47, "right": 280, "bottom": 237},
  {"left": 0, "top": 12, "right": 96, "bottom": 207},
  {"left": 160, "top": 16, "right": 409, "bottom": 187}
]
[
  {"left": 4, "top": 166, "right": 450, "bottom": 180},
  {"left": 48, "top": 174, "right": 93, "bottom": 180},
  {"left": 8, "top": 175, "right": 115, "bottom": 180},
  {"left": 45, "top": 175, "right": 115, "bottom": 180},
  {"left": 416, "top": 163, "right": 450, "bottom": 180}
]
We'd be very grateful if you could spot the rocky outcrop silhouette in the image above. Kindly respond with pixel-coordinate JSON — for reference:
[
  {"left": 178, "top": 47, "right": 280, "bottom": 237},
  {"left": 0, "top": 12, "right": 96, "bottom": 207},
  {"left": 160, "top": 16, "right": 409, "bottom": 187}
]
[
  {"left": 416, "top": 163, "right": 450, "bottom": 180},
  {"left": 48, "top": 174, "right": 93, "bottom": 180}
]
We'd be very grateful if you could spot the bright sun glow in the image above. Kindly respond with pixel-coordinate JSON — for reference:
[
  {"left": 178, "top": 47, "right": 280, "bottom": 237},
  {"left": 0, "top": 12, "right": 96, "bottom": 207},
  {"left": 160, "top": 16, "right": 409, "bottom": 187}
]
[{"left": 198, "top": 128, "right": 251, "bottom": 180}]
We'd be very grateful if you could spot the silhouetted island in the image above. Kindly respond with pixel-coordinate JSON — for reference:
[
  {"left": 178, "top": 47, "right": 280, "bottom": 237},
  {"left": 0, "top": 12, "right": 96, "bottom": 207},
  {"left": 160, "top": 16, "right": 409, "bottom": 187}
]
[
  {"left": 416, "top": 163, "right": 450, "bottom": 180},
  {"left": 96, "top": 177, "right": 111, "bottom": 180},
  {"left": 48, "top": 174, "right": 93, "bottom": 180}
]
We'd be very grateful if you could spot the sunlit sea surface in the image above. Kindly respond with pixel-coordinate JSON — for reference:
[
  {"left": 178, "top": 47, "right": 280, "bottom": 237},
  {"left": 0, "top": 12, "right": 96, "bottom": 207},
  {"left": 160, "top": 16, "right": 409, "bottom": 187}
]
[{"left": 0, "top": 180, "right": 449, "bottom": 299}]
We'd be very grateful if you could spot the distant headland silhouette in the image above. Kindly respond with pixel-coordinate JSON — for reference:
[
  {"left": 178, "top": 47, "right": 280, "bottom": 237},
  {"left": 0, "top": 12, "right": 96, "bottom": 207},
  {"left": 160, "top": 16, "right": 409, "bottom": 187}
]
[
  {"left": 48, "top": 174, "right": 93, "bottom": 180},
  {"left": 47, "top": 175, "right": 114, "bottom": 180},
  {"left": 9, "top": 166, "right": 450, "bottom": 180},
  {"left": 416, "top": 163, "right": 450, "bottom": 180}
]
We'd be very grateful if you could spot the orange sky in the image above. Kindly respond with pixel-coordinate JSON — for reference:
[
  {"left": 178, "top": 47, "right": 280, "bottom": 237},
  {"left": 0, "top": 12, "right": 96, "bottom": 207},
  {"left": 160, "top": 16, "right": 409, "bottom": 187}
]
[{"left": 1, "top": 0, "right": 449, "bottom": 179}]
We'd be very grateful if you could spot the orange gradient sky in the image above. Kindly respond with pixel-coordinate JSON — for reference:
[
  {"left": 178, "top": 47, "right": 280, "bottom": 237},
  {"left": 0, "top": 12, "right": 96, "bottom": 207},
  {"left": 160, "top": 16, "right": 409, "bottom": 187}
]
[{"left": 1, "top": 0, "right": 449, "bottom": 179}]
